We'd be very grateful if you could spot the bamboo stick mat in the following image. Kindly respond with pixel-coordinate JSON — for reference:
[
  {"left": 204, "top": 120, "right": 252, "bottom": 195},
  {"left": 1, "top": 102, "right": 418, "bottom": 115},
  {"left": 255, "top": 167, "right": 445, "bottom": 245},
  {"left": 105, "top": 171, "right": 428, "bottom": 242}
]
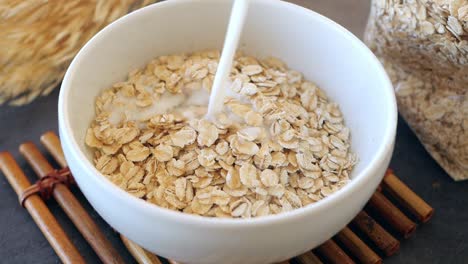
[{"left": 0, "top": 131, "right": 434, "bottom": 264}]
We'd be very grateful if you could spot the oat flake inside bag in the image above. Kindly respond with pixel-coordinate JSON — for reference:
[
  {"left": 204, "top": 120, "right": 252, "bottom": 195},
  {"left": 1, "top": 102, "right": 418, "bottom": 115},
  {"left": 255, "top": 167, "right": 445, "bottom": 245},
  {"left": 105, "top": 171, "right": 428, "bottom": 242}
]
[{"left": 365, "top": 0, "right": 467, "bottom": 180}]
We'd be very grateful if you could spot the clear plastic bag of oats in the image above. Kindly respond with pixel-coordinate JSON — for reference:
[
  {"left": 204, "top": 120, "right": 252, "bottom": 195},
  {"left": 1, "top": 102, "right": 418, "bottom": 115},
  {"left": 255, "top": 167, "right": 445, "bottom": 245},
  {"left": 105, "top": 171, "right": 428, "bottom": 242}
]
[{"left": 365, "top": 0, "right": 467, "bottom": 180}]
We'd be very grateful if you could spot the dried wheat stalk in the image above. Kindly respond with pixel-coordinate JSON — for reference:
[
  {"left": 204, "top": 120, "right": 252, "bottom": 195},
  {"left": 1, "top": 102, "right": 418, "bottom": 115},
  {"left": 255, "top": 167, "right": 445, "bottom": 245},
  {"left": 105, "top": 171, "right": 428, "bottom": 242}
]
[{"left": 0, "top": 0, "right": 156, "bottom": 106}]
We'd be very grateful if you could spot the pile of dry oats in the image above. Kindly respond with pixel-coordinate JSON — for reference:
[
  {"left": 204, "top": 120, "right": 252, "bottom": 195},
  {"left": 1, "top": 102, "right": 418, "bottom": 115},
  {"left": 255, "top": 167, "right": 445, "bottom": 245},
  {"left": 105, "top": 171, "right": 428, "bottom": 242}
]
[
  {"left": 85, "top": 50, "right": 357, "bottom": 218},
  {"left": 365, "top": 0, "right": 468, "bottom": 180}
]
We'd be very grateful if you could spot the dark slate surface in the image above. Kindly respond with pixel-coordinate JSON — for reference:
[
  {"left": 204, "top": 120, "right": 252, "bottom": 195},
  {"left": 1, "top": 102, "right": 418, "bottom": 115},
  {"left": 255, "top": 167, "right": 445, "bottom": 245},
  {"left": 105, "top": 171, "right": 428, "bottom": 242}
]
[{"left": 0, "top": 1, "right": 467, "bottom": 263}]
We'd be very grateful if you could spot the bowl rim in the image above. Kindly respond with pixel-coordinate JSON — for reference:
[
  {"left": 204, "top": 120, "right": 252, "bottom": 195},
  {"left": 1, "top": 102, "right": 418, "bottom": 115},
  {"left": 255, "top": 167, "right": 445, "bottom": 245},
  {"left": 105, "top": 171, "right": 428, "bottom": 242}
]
[{"left": 58, "top": 0, "right": 397, "bottom": 228}]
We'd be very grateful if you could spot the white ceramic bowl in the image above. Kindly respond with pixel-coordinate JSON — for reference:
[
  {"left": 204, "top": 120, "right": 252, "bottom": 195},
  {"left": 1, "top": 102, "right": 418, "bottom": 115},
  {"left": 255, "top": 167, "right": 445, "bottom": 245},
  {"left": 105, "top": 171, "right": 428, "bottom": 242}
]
[{"left": 58, "top": 0, "right": 397, "bottom": 263}]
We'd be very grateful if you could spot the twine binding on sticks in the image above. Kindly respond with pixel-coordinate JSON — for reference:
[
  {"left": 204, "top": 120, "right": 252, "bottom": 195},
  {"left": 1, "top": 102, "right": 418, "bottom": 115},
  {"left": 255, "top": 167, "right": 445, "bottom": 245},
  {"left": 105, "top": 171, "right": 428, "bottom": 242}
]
[{"left": 19, "top": 167, "right": 74, "bottom": 207}]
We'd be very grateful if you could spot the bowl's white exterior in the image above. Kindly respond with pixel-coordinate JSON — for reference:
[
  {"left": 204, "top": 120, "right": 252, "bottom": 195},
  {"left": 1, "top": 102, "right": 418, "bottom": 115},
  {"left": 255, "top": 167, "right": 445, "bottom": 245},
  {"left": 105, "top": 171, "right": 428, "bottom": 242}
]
[{"left": 58, "top": 0, "right": 397, "bottom": 263}]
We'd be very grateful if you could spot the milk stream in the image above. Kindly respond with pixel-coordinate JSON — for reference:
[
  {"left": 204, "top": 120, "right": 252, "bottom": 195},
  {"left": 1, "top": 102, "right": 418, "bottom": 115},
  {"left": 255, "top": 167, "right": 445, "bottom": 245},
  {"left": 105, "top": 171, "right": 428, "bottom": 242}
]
[{"left": 206, "top": 0, "right": 250, "bottom": 120}]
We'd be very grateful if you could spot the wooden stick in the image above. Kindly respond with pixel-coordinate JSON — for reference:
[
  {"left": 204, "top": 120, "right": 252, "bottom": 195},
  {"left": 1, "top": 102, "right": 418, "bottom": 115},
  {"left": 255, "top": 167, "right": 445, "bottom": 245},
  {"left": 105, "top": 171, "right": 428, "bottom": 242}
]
[
  {"left": 295, "top": 251, "right": 323, "bottom": 264},
  {"left": 367, "top": 191, "right": 417, "bottom": 238},
  {"left": 352, "top": 211, "right": 400, "bottom": 256},
  {"left": 41, "top": 131, "right": 67, "bottom": 168},
  {"left": 315, "top": 240, "right": 355, "bottom": 264},
  {"left": 382, "top": 169, "right": 434, "bottom": 223},
  {"left": 19, "top": 142, "right": 124, "bottom": 264},
  {"left": 120, "top": 235, "right": 162, "bottom": 264},
  {"left": 0, "top": 152, "right": 85, "bottom": 264},
  {"left": 41, "top": 132, "right": 164, "bottom": 264},
  {"left": 335, "top": 227, "right": 382, "bottom": 264}
]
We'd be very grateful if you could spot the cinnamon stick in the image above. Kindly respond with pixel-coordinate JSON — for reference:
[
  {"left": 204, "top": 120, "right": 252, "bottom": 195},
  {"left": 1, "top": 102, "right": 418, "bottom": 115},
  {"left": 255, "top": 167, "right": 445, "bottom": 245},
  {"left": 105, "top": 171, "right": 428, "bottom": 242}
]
[
  {"left": 295, "top": 251, "right": 323, "bottom": 264},
  {"left": 315, "top": 239, "right": 355, "bottom": 264},
  {"left": 335, "top": 227, "right": 381, "bottom": 264},
  {"left": 120, "top": 235, "right": 162, "bottom": 264},
  {"left": 367, "top": 191, "right": 417, "bottom": 238},
  {"left": 19, "top": 142, "right": 124, "bottom": 264},
  {"left": 41, "top": 131, "right": 164, "bottom": 264},
  {"left": 41, "top": 131, "right": 67, "bottom": 168},
  {"left": 352, "top": 211, "right": 400, "bottom": 256},
  {"left": 382, "top": 169, "right": 434, "bottom": 223},
  {"left": 0, "top": 152, "right": 85, "bottom": 264}
]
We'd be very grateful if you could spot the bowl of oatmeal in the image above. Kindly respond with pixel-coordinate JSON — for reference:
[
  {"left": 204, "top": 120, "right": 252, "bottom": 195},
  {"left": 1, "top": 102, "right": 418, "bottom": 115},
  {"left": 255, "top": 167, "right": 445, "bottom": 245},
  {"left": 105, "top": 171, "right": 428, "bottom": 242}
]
[{"left": 58, "top": 0, "right": 397, "bottom": 263}]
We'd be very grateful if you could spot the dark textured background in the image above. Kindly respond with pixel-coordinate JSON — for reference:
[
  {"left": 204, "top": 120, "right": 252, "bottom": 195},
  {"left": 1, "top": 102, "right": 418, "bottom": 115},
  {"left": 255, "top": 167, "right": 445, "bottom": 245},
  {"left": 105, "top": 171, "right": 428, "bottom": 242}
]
[{"left": 1, "top": 1, "right": 467, "bottom": 263}]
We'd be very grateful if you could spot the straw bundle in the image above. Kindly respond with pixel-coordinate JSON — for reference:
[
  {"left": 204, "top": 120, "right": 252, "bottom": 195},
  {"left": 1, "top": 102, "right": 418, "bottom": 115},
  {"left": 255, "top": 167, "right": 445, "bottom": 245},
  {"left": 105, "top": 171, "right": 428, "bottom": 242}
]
[{"left": 0, "top": 0, "right": 155, "bottom": 106}]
